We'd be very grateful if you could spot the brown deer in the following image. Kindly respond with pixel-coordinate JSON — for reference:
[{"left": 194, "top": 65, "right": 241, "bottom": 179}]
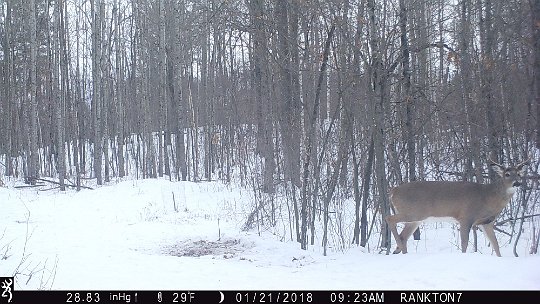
[{"left": 385, "top": 159, "right": 528, "bottom": 257}]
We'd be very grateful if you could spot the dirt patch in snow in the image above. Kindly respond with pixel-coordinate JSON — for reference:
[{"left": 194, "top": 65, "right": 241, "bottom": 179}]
[{"left": 165, "top": 238, "right": 254, "bottom": 259}]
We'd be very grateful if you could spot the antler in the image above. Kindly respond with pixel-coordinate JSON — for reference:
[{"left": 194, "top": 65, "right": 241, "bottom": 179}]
[
  {"left": 489, "top": 156, "right": 531, "bottom": 168},
  {"left": 488, "top": 157, "right": 504, "bottom": 167},
  {"left": 516, "top": 157, "right": 531, "bottom": 168}
]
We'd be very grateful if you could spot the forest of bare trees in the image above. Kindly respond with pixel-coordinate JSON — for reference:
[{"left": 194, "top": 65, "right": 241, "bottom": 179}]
[{"left": 1, "top": 0, "right": 539, "bottom": 254}]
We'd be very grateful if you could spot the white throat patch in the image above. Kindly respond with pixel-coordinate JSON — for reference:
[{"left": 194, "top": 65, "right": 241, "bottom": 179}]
[{"left": 507, "top": 187, "right": 517, "bottom": 195}]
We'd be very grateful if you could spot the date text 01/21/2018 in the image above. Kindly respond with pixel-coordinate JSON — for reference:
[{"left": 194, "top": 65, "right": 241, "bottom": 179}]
[{"left": 234, "top": 292, "right": 314, "bottom": 303}]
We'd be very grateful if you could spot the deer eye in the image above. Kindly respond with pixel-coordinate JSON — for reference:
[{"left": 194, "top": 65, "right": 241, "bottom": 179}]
[{"left": 504, "top": 172, "right": 511, "bottom": 177}]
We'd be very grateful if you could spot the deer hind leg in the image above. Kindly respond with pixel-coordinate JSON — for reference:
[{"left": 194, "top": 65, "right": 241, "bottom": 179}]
[
  {"left": 398, "top": 222, "right": 421, "bottom": 254},
  {"left": 481, "top": 222, "right": 501, "bottom": 257},
  {"left": 459, "top": 221, "right": 473, "bottom": 254}
]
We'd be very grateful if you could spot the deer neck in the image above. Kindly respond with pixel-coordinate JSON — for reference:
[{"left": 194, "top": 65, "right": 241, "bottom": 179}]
[{"left": 487, "top": 179, "right": 515, "bottom": 208}]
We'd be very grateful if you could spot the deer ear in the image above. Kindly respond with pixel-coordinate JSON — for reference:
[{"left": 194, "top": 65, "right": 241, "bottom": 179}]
[
  {"left": 490, "top": 164, "right": 505, "bottom": 177},
  {"left": 517, "top": 164, "right": 527, "bottom": 176}
]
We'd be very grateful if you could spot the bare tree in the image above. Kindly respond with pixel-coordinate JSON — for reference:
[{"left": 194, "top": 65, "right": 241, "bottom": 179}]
[
  {"left": 28, "top": 0, "right": 39, "bottom": 184},
  {"left": 276, "top": 0, "right": 301, "bottom": 187},
  {"left": 92, "top": 0, "right": 103, "bottom": 185},
  {"left": 2, "top": 0, "right": 14, "bottom": 177},
  {"left": 367, "top": 0, "right": 391, "bottom": 251},
  {"left": 249, "top": 0, "right": 275, "bottom": 194},
  {"left": 534, "top": 0, "right": 540, "bottom": 149}
]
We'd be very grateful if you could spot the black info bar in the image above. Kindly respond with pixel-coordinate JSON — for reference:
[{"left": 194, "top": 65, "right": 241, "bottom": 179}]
[
  {"left": 1, "top": 277, "right": 536, "bottom": 304},
  {"left": 1, "top": 290, "right": 537, "bottom": 304}
]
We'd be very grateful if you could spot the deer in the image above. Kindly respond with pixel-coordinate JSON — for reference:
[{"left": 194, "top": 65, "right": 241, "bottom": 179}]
[{"left": 385, "top": 159, "right": 528, "bottom": 257}]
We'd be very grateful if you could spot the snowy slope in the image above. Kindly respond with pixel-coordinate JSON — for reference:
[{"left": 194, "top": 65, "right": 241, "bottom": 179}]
[{"left": 1, "top": 179, "right": 539, "bottom": 290}]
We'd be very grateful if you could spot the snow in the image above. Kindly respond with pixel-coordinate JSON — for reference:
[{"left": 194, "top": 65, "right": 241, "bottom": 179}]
[{"left": 1, "top": 178, "right": 539, "bottom": 291}]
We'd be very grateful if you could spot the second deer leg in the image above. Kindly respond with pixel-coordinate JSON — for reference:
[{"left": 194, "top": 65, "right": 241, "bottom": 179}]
[{"left": 398, "top": 222, "right": 421, "bottom": 254}]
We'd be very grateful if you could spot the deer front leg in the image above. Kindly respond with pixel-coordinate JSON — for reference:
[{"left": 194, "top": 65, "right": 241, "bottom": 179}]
[
  {"left": 481, "top": 222, "right": 501, "bottom": 257},
  {"left": 398, "top": 222, "right": 421, "bottom": 254},
  {"left": 459, "top": 221, "right": 473, "bottom": 254},
  {"left": 386, "top": 214, "right": 405, "bottom": 254}
]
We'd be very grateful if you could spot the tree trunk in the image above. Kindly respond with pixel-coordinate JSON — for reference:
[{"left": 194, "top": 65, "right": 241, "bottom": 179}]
[
  {"left": 480, "top": 0, "right": 499, "bottom": 176},
  {"left": 301, "top": 23, "right": 334, "bottom": 250},
  {"left": 276, "top": 0, "right": 301, "bottom": 188},
  {"left": 533, "top": 0, "right": 540, "bottom": 149},
  {"left": 459, "top": 0, "right": 475, "bottom": 182},
  {"left": 92, "top": 0, "right": 103, "bottom": 185},
  {"left": 400, "top": 0, "right": 415, "bottom": 183},
  {"left": 55, "top": 0, "right": 66, "bottom": 190},
  {"left": 288, "top": 0, "right": 301, "bottom": 187},
  {"left": 368, "top": 0, "right": 391, "bottom": 251},
  {"left": 399, "top": 0, "right": 419, "bottom": 240},
  {"left": 101, "top": 1, "right": 109, "bottom": 183},
  {"left": 249, "top": 0, "right": 275, "bottom": 193},
  {"left": 28, "top": 0, "right": 39, "bottom": 183},
  {"left": 3, "top": 0, "right": 14, "bottom": 177},
  {"left": 159, "top": 0, "right": 169, "bottom": 178},
  {"left": 354, "top": 135, "right": 374, "bottom": 247},
  {"left": 115, "top": 0, "right": 125, "bottom": 178}
]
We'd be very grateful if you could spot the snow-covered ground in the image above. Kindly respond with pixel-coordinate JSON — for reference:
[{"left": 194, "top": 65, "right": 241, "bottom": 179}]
[{"left": 1, "top": 178, "right": 539, "bottom": 290}]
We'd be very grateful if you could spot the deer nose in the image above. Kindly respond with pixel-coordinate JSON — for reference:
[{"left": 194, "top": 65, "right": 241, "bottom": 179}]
[{"left": 512, "top": 181, "right": 522, "bottom": 187}]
